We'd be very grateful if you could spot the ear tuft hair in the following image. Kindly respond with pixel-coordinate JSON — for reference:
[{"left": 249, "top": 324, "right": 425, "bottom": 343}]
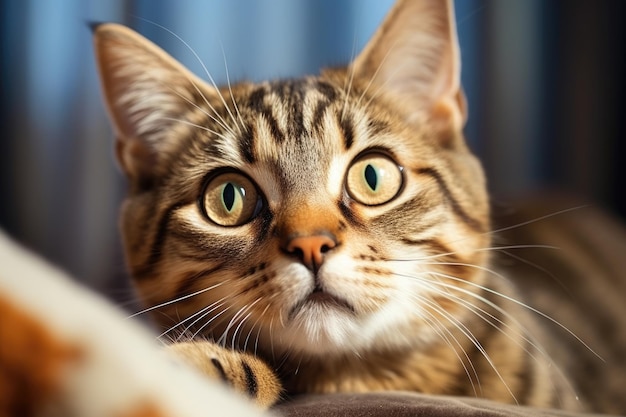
[
  {"left": 351, "top": 0, "right": 466, "bottom": 128},
  {"left": 92, "top": 23, "right": 216, "bottom": 187}
]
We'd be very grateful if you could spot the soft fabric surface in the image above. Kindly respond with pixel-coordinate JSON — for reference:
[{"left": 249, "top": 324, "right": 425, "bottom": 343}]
[{"left": 275, "top": 392, "right": 608, "bottom": 417}]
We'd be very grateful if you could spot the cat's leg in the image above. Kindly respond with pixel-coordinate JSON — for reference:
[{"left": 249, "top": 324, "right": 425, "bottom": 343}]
[{"left": 167, "top": 341, "right": 282, "bottom": 408}]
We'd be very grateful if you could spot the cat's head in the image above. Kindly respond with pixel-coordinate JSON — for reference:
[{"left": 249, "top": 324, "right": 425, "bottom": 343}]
[{"left": 93, "top": 0, "right": 490, "bottom": 358}]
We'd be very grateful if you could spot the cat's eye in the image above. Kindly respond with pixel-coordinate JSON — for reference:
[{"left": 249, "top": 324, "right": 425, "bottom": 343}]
[
  {"left": 346, "top": 153, "right": 403, "bottom": 206},
  {"left": 201, "top": 172, "right": 262, "bottom": 226}
]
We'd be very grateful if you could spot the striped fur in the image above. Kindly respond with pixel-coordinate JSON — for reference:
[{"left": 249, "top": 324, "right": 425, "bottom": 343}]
[{"left": 91, "top": 0, "right": 624, "bottom": 413}]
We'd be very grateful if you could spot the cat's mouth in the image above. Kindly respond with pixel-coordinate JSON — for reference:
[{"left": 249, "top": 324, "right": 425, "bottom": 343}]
[{"left": 288, "top": 287, "right": 355, "bottom": 320}]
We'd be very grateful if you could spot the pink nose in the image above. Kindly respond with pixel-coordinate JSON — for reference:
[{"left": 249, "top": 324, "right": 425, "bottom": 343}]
[{"left": 286, "top": 234, "right": 337, "bottom": 270}]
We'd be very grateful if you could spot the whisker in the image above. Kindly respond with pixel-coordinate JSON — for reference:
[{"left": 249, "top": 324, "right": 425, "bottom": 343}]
[
  {"left": 161, "top": 298, "right": 227, "bottom": 341},
  {"left": 160, "top": 117, "right": 231, "bottom": 142},
  {"left": 414, "top": 269, "right": 603, "bottom": 362},
  {"left": 232, "top": 310, "right": 254, "bottom": 350},
  {"left": 499, "top": 249, "right": 574, "bottom": 297},
  {"left": 390, "top": 244, "right": 561, "bottom": 264},
  {"left": 414, "top": 271, "right": 540, "bottom": 356},
  {"left": 217, "top": 303, "right": 248, "bottom": 346},
  {"left": 220, "top": 42, "right": 247, "bottom": 133},
  {"left": 400, "top": 259, "right": 511, "bottom": 282},
  {"left": 475, "top": 244, "right": 561, "bottom": 254},
  {"left": 340, "top": 33, "right": 359, "bottom": 122},
  {"left": 192, "top": 304, "right": 232, "bottom": 339},
  {"left": 222, "top": 297, "right": 261, "bottom": 349},
  {"left": 389, "top": 291, "right": 481, "bottom": 397},
  {"left": 244, "top": 304, "right": 270, "bottom": 353},
  {"left": 269, "top": 316, "right": 276, "bottom": 363},
  {"left": 254, "top": 313, "right": 265, "bottom": 357},
  {"left": 404, "top": 269, "right": 581, "bottom": 401},
  {"left": 490, "top": 206, "right": 588, "bottom": 236},
  {"left": 135, "top": 17, "right": 238, "bottom": 137},
  {"left": 354, "top": 39, "right": 400, "bottom": 111},
  {"left": 455, "top": 4, "right": 488, "bottom": 28},
  {"left": 401, "top": 207, "right": 587, "bottom": 261},
  {"left": 127, "top": 280, "right": 226, "bottom": 319},
  {"left": 409, "top": 290, "right": 518, "bottom": 404},
  {"left": 423, "top": 303, "right": 481, "bottom": 397},
  {"left": 159, "top": 82, "right": 236, "bottom": 137}
]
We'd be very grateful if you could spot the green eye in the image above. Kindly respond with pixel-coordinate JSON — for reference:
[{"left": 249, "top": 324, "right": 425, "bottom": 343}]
[
  {"left": 201, "top": 172, "right": 261, "bottom": 226},
  {"left": 346, "top": 153, "right": 403, "bottom": 205}
]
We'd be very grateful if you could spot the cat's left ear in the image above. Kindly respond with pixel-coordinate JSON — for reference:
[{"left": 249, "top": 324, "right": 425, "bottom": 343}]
[
  {"left": 351, "top": 0, "right": 466, "bottom": 129},
  {"left": 92, "top": 23, "right": 218, "bottom": 189}
]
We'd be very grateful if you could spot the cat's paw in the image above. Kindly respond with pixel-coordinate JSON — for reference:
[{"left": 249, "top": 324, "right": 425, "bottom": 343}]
[{"left": 166, "top": 341, "right": 281, "bottom": 408}]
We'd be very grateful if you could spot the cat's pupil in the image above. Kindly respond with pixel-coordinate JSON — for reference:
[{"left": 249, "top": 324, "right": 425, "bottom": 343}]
[
  {"left": 222, "top": 183, "right": 236, "bottom": 212},
  {"left": 364, "top": 164, "right": 378, "bottom": 191}
]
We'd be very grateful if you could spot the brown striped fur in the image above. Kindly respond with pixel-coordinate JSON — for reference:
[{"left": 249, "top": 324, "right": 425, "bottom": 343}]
[{"left": 92, "top": 0, "right": 625, "bottom": 413}]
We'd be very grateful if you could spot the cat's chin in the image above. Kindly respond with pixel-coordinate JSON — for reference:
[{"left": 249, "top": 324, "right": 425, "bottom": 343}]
[
  {"left": 288, "top": 289, "right": 355, "bottom": 321},
  {"left": 278, "top": 307, "right": 360, "bottom": 355},
  {"left": 274, "top": 295, "right": 394, "bottom": 356}
]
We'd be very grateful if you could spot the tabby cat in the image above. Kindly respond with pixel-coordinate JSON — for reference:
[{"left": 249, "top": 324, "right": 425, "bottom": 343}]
[{"left": 92, "top": 0, "right": 625, "bottom": 413}]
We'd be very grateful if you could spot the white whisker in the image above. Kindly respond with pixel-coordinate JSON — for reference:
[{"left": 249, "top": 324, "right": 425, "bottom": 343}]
[
  {"left": 410, "top": 290, "right": 518, "bottom": 404},
  {"left": 414, "top": 271, "right": 540, "bottom": 356},
  {"left": 399, "top": 268, "right": 582, "bottom": 401},
  {"left": 340, "top": 33, "right": 359, "bottom": 122},
  {"left": 389, "top": 291, "right": 481, "bottom": 397},
  {"left": 164, "top": 298, "right": 227, "bottom": 341},
  {"left": 455, "top": 4, "right": 488, "bottom": 28},
  {"left": 127, "top": 280, "right": 226, "bottom": 319},
  {"left": 354, "top": 41, "right": 398, "bottom": 111},
  {"left": 221, "top": 297, "right": 261, "bottom": 349},
  {"left": 244, "top": 304, "right": 270, "bottom": 353},
  {"left": 269, "top": 316, "right": 276, "bottom": 363},
  {"left": 160, "top": 117, "right": 231, "bottom": 141},
  {"left": 490, "top": 206, "right": 588, "bottom": 236},
  {"left": 159, "top": 81, "right": 235, "bottom": 137},
  {"left": 232, "top": 310, "right": 254, "bottom": 350},
  {"left": 192, "top": 304, "right": 232, "bottom": 339},
  {"left": 220, "top": 42, "right": 247, "bottom": 133},
  {"left": 135, "top": 17, "right": 238, "bottom": 137},
  {"left": 499, "top": 249, "right": 573, "bottom": 297},
  {"left": 443, "top": 206, "right": 588, "bottom": 252},
  {"left": 389, "top": 244, "right": 561, "bottom": 264},
  {"left": 413, "top": 269, "right": 603, "bottom": 362}
]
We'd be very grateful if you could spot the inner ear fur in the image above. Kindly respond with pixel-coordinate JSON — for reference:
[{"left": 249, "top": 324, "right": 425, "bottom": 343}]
[
  {"left": 351, "top": 0, "right": 466, "bottom": 129},
  {"left": 92, "top": 23, "right": 215, "bottom": 187}
]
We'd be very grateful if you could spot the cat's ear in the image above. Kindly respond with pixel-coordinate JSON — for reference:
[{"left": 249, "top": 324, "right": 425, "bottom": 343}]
[
  {"left": 92, "top": 23, "right": 214, "bottom": 188},
  {"left": 352, "top": 0, "right": 466, "bottom": 129}
]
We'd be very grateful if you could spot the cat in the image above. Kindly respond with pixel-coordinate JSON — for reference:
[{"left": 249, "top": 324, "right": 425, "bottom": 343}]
[{"left": 92, "top": 0, "right": 625, "bottom": 413}]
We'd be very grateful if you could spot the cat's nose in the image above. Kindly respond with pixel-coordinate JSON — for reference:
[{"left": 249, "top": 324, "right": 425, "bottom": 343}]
[{"left": 285, "top": 233, "right": 337, "bottom": 270}]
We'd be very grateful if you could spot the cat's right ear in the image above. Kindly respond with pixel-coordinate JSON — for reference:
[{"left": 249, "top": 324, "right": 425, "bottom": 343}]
[
  {"left": 92, "top": 23, "right": 214, "bottom": 188},
  {"left": 351, "top": 0, "right": 466, "bottom": 132}
]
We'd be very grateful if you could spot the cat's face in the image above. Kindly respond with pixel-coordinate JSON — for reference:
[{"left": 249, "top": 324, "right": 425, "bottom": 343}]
[{"left": 94, "top": 0, "right": 490, "bottom": 358}]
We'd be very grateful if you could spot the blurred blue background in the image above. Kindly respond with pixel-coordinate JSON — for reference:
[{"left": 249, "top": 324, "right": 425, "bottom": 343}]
[{"left": 1, "top": 1, "right": 625, "bottom": 297}]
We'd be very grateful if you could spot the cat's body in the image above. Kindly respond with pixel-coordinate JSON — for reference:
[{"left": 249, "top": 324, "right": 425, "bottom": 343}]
[
  {"left": 92, "top": 0, "right": 626, "bottom": 414},
  {"left": 494, "top": 198, "right": 626, "bottom": 414}
]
